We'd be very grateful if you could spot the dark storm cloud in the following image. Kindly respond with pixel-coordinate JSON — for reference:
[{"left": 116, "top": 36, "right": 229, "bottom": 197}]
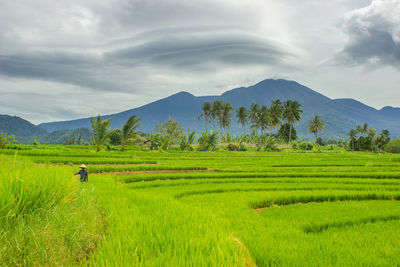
[
  {"left": 106, "top": 31, "right": 294, "bottom": 70},
  {"left": 338, "top": 0, "right": 400, "bottom": 67},
  {"left": 0, "top": 51, "right": 121, "bottom": 91},
  {"left": 0, "top": 28, "right": 295, "bottom": 89}
]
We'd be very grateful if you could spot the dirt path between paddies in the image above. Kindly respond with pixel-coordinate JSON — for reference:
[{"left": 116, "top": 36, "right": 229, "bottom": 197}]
[
  {"left": 97, "top": 169, "right": 218, "bottom": 175},
  {"left": 231, "top": 235, "right": 257, "bottom": 267}
]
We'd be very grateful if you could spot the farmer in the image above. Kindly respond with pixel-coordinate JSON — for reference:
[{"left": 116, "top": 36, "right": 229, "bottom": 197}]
[{"left": 75, "top": 164, "right": 89, "bottom": 182}]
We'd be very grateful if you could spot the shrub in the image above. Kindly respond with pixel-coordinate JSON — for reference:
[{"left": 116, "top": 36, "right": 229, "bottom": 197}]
[
  {"left": 293, "top": 142, "right": 314, "bottom": 151},
  {"left": 180, "top": 137, "right": 188, "bottom": 151},
  {"left": 161, "top": 136, "right": 171, "bottom": 150},
  {"left": 148, "top": 134, "right": 162, "bottom": 150},
  {"left": 264, "top": 137, "right": 279, "bottom": 152},
  {"left": 384, "top": 138, "right": 400, "bottom": 153},
  {"left": 227, "top": 143, "right": 240, "bottom": 151},
  {"left": 239, "top": 142, "right": 247, "bottom": 151},
  {"left": 0, "top": 133, "right": 16, "bottom": 149},
  {"left": 198, "top": 130, "right": 218, "bottom": 151}
]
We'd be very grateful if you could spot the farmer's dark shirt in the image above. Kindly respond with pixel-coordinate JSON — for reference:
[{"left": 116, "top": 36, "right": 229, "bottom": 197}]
[{"left": 75, "top": 169, "right": 88, "bottom": 182}]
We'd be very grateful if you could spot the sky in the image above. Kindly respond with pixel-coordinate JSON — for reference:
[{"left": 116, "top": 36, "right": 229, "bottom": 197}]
[{"left": 0, "top": 0, "right": 399, "bottom": 124}]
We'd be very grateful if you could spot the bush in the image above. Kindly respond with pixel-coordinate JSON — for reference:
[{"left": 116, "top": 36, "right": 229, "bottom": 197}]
[
  {"left": 384, "top": 138, "right": 400, "bottom": 153},
  {"left": 293, "top": 142, "right": 314, "bottom": 151},
  {"left": 148, "top": 134, "right": 162, "bottom": 150},
  {"left": 180, "top": 137, "right": 188, "bottom": 151},
  {"left": 227, "top": 143, "right": 240, "bottom": 151},
  {"left": 198, "top": 130, "right": 218, "bottom": 151},
  {"left": 161, "top": 136, "right": 171, "bottom": 150},
  {"left": 0, "top": 133, "right": 16, "bottom": 149},
  {"left": 263, "top": 137, "right": 279, "bottom": 152},
  {"left": 239, "top": 142, "right": 247, "bottom": 151}
]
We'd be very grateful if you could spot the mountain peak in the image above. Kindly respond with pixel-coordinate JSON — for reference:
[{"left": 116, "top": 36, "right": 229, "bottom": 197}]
[
  {"left": 169, "top": 91, "right": 195, "bottom": 98},
  {"left": 37, "top": 78, "right": 400, "bottom": 139}
]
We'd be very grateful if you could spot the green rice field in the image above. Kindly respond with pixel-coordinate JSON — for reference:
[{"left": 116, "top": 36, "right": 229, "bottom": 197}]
[{"left": 1, "top": 146, "right": 400, "bottom": 266}]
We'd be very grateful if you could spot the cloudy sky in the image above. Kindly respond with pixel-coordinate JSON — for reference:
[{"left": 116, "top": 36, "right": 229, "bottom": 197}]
[{"left": 0, "top": 0, "right": 399, "bottom": 124}]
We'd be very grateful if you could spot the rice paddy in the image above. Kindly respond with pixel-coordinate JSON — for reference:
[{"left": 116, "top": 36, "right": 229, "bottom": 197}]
[{"left": 1, "top": 146, "right": 400, "bottom": 266}]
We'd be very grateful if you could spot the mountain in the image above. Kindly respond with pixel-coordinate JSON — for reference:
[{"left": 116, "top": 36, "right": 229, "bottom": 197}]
[
  {"left": 38, "top": 79, "right": 400, "bottom": 140},
  {"left": 0, "top": 115, "right": 48, "bottom": 141},
  {"left": 379, "top": 106, "right": 400, "bottom": 121}
]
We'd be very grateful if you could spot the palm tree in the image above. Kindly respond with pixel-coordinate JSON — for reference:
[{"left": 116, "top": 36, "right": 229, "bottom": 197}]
[
  {"left": 91, "top": 115, "right": 111, "bottom": 152},
  {"left": 308, "top": 115, "right": 325, "bottom": 143},
  {"left": 187, "top": 130, "right": 196, "bottom": 150},
  {"left": 349, "top": 128, "right": 357, "bottom": 151},
  {"left": 355, "top": 123, "right": 369, "bottom": 150},
  {"left": 211, "top": 100, "right": 223, "bottom": 131},
  {"left": 362, "top": 123, "right": 369, "bottom": 135},
  {"left": 249, "top": 103, "right": 260, "bottom": 124},
  {"left": 283, "top": 100, "right": 303, "bottom": 143},
  {"left": 269, "top": 100, "right": 283, "bottom": 134},
  {"left": 257, "top": 105, "right": 271, "bottom": 135},
  {"left": 221, "top": 102, "right": 233, "bottom": 142},
  {"left": 236, "top": 107, "right": 249, "bottom": 130},
  {"left": 121, "top": 115, "right": 142, "bottom": 151},
  {"left": 198, "top": 102, "right": 212, "bottom": 133}
]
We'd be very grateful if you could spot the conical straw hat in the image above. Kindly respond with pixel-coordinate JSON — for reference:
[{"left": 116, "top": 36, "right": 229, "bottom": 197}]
[{"left": 80, "top": 164, "right": 87, "bottom": 168}]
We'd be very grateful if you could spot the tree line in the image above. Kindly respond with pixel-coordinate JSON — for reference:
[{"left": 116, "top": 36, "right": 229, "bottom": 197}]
[
  {"left": 348, "top": 123, "right": 390, "bottom": 151},
  {"left": 49, "top": 100, "right": 394, "bottom": 153},
  {"left": 199, "top": 99, "right": 308, "bottom": 143}
]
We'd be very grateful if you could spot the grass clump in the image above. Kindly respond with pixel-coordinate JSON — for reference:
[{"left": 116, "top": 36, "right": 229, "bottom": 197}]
[{"left": 0, "top": 155, "right": 107, "bottom": 265}]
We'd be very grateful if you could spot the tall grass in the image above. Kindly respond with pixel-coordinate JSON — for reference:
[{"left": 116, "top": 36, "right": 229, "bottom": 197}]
[
  {"left": 0, "top": 155, "right": 107, "bottom": 265},
  {"left": 0, "top": 155, "right": 76, "bottom": 224}
]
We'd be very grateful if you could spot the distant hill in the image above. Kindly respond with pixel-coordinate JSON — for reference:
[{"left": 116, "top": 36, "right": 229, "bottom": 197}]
[
  {"left": 38, "top": 79, "right": 400, "bottom": 140},
  {"left": 0, "top": 115, "right": 93, "bottom": 144},
  {"left": 29, "top": 128, "right": 93, "bottom": 145},
  {"left": 0, "top": 115, "right": 48, "bottom": 141},
  {"left": 379, "top": 106, "right": 400, "bottom": 121}
]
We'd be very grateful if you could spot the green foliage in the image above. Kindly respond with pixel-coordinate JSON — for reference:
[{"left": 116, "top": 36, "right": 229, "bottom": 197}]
[
  {"left": 348, "top": 124, "right": 389, "bottom": 151},
  {"left": 32, "top": 128, "right": 92, "bottom": 145},
  {"left": 108, "top": 128, "right": 122, "bottom": 145},
  {"left": 5, "top": 144, "right": 400, "bottom": 266},
  {"left": 264, "top": 137, "right": 279, "bottom": 152},
  {"left": 278, "top": 123, "right": 297, "bottom": 142},
  {"left": 154, "top": 118, "right": 185, "bottom": 145},
  {"left": 293, "top": 141, "right": 314, "bottom": 151},
  {"left": 236, "top": 106, "right": 249, "bottom": 128},
  {"left": 198, "top": 102, "right": 212, "bottom": 133},
  {"left": 283, "top": 100, "right": 303, "bottom": 142},
  {"left": 0, "top": 133, "right": 16, "bottom": 149},
  {"left": 0, "top": 155, "right": 106, "bottom": 265},
  {"left": 161, "top": 135, "right": 171, "bottom": 150},
  {"left": 384, "top": 138, "right": 400, "bottom": 153},
  {"left": 308, "top": 115, "right": 325, "bottom": 142},
  {"left": 91, "top": 115, "right": 111, "bottom": 152},
  {"left": 226, "top": 143, "right": 240, "bottom": 151},
  {"left": 239, "top": 142, "right": 247, "bottom": 151},
  {"left": 148, "top": 133, "right": 162, "bottom": 150},
  {"left": 180, "top": 129, "right": 196, "bottom": 151},
  {"left": 269, "top": 100, "right": 283, "bottom": 132},
  {"left": 121, "top": 115, "right": 141, "bottom": 151},
  {"left": 198, "top": 130, "right": 219, "bottom": 151}
]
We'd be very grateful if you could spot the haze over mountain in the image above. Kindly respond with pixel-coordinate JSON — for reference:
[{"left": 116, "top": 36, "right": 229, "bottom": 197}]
[{"left": 38, "top": 79, "right": 400, "bottom": 140}]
